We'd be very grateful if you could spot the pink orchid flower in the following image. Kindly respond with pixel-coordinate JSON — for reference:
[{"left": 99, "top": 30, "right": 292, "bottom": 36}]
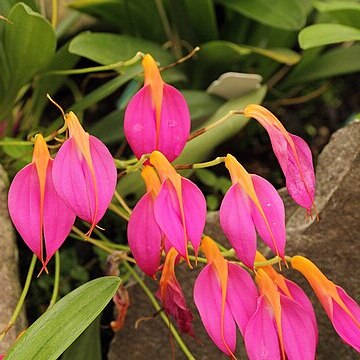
[
  {"left": 124, "top": 54, "right": 190, "bottom": 162},
  {"left": 127, "top": 166, "right": 163, "bottom": 277},
  {"left": 149, "top": 150, "right": 206, "bottom": 263},
  {"left": 8, "top": 134, "right": 76, "bottom": 271},
  {"left": 157, "top": 247, "right": 194, "bottom": 335},
  {"left": 244, "top": 104, "right": 316, "bottom": 216},
  {"left": 245, "top": 253, "right": 318, "bottom": 360},
  {"left": 194, "top": 237, "right": 258, "bottom": 357},
  {"left": 52, "top": 111, "right": 117, "bottom": 236},
  {"left": 292, "top": 255, "right": 360, "bottom": 352},
  {"left": 220, "top": 154, "right": 286, "bottom": 268}
]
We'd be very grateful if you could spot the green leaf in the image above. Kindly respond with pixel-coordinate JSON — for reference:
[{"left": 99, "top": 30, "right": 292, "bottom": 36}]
[
  {"left": 299, "top": 23, "right": 360, "bottom": 49},
  {"left": 69, "top": 32, "right": 173, "bottom": 66},
  {"left": 5, "top": 277, "right": 120, "bottom": 360},
  {"left": 68, "top": 0, "right": 165, "bottom": 42},
  {"left": 68, "top": 32, "right": 184, "bottom": 83},
  {"left": 285, "top": 44, "right": 360, "bottom": 84},
  {"left": 1, "top": 137, "right": 33, "bottom": 161},
  {"left": 182, "top": 0, "right": 218, "bottom": 41},
  {"left": 28, "top": 42, "right": 80, "bottom": 127},
  {"left": 217, "top": 0, "right": 310, "bottom": 30},
  {"left": 182, "top": 90, "right": 224, "bottom": 122},
  {"left": 244, "top": 45, "right": 301, "bottom": 65},
  {"left": 315, "top": 0, "right": 360, "bottom": 27},
  {"left": 4, "top": 3, "right": 56, "bottom": 93},
  {"left": 175, "top": 86, "right": 267, "bottom": 166},
  {"left": 61, "top": 315, "right": 101, "bottom": 360}
]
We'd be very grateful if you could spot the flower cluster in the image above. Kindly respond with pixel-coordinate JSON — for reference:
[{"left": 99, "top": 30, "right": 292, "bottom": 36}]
[
  {"left": 8, "top": 112, "right": 117, "bottom": 272},
  {"left": 7, "top": 53, "right": 360, "bottom": 358}
]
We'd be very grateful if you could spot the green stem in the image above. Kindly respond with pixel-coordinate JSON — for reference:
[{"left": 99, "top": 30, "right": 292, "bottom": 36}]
[
  {"left": 0, "top": 141, "right": 32, "bottom": 146},
  {"left": 0, "top": 255, "right": 37, "bottom": 340},
  {"left": 42, "top": 53, "right": 143, "bottom": 76},
  {"left": 192, "top": 156, "right": 226, "bottom": 169},
  {"left": 254, "top": 256, "right": 282, "bottom": 268},
  {"left": 114, "top": 190, "right": 132, "bottom": 214},
  {"left": 108, "top": 203, "right": 130, "bottom": 221},
  {"left": 123, "top": 261, "right": 195, "bottom": 360},
  {"left": 49, "top": 251, "right": 60, "bottom": 308},
  {"left": 51, "top": 0, "right": 58, "bottom": 28}
]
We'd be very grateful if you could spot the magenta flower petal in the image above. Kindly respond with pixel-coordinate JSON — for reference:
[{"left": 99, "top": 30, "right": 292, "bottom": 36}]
[
  {"left": 245, "top": 296, "right": 281, "bottom": 360},
  {"left": 128, "top": 192, "right": 162, "bottom": 277},
  {"left": 8, "top": 164, "right": 42, "bottom": 258},
  {"left": 43, "top": 161, "right": 76, "bottom": 265},
  {"left": 53, "top": 135, "right": 117, "bottom": 227},
  {"left": 156, "top": 84, "right": 190, "bottom": 162},
  {"left": 220, "top": 183, "right": 256, "bottom": 268},
  {"left": 124, "top": 85, "right": 157, "bottom": 159},
  {"left": 226, "top": 263, "right": 259, "bottom": 336},
  {"left": 124, "top": 55, "right": 190, "bottom": 162},
  {"left": 181, "top": 177, "right": 206, "bottom": 255},
  {"left": 332, "top": 286, "right": 360, "bottom": 351},
  {"left": 280, "top": 296, "right": 317, "bottom": 360},
  {"left": 154, "top": 179, "right": 187, "bottom": 258},
  {"left": 194, "top": 265, "right": 236, "bottom": 355},
  {"left": 8, "top": 141, "right": 75, "bottom": 268},
  {"left": 284, "top": 279, "right": 318, "bottom": 338},
  {"left": 250, "top": 174, "right": 286, "bottom": 258}
]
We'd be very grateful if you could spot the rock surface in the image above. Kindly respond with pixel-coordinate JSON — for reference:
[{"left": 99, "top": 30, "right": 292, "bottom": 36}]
[
  {"left": 0, "top": 166, "right": 27, "bottom": 354},
  {"left": 108, "top": 122, "right": 360, "bottom": 359}
]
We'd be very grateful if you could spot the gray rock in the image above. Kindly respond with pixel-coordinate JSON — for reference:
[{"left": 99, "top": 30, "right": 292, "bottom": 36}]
[
  {"left": 108, "top": 122, "right": 360, "bottom": 359},
  {"left": 0, "top": 166, "right": 27, "bottom": 354}
]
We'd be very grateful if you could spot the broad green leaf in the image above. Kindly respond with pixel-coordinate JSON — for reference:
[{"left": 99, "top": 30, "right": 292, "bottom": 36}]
[
  {"left": 244, "top": 45, "right": 301, "bottom": 65},
  {"left": 1, "top": 137, "right": 33, "bottom": 161},
  {"left": 299, "top": 23, "right": 360, "bottom": 49},
  {"left": 182, "top": 0, "right": 218, "bottom": 41},
  {"left": 285, "top": 44, "right": 360, "bottom": 85},
  {"left": 69, "top": 32, "right": 173, "bottom": 66},
  {"left": 61, "top": 315, "right": 101, "bottom": 360},
  {"left": 69, "top": 32, "right": 184, "bottom": 83},
  {"left": 4, "top": 3, "right": 56, "bottom": 93},
  {"left": 182, "top": 90, "right": 224, "bottom": 122},
  {"left": 198, "top": 41, "right": 300, "bottom": 66},
  {"left": 68, "top": 0, "right": 165, "bottom": 42},
  {"left": 27, "top": 42, "right": 80, "bottom": 127},
  {"left": 5, "top": 277, "right": 120, "bottom": 360},
  {"left": 217, "top": 0, "right": 310, "bottom": 30},
  {"left": 175, "top": 86, "right": 267, "bottom": 165},
  {"left": 315, "top": 0, "right": 360, "bottom": 26},
  {"left": 90, "top": 109, "right": 125, "bottom": 144}
]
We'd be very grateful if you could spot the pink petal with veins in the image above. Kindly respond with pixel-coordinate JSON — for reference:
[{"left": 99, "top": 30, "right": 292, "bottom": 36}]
[
  {"left": 332, "top": 286, "right": 360, "bottom": 352},
  {"left": 154, "top": 179, "right": 186, "bottom": 258},
  {"left": 245, "top": 296, "right": 281, "bottom": 360},
  {"left": 181, "top": 178, "right": 206, "bottom": 255},
  {"left": 52, "top": 135, "right": 116, "bottom": 226},
  {"left": 124, "top": 85, "right": 157, "bottom": 159},
  {"left": 266, "top": 126, "right": 315, "bottom": 211},
  {"left": 280, "top": 295, "right": 317, "bottom": 360},
  {"left": 8, "top": 164, "right": 42, "bottom": 258},
  {"left": 194, "top": 265, "right": 236, "bottom": 355},
  {"left": 8, "top": 162, "right": 75, "bottom": 264},
  {"left": 128, "top": 192, "right": 162, "bottom": 276},
  {"left": 250, "top": 174, "right": 286, "bottom": 258},
  {"left": 157, "top": 84, "right": 190, "bottom": 162},
  {"left": 43, "top": 160, "right": 76, "bottom": 265},
  {"left": 220, "top": 184, "right": 257, "bottom": 268},
  {"left": 226, "top": 263, "right": 259, "bottom": 336},
  {"left": 284, "top": 279, "right": 318, "bottom": 338}
]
